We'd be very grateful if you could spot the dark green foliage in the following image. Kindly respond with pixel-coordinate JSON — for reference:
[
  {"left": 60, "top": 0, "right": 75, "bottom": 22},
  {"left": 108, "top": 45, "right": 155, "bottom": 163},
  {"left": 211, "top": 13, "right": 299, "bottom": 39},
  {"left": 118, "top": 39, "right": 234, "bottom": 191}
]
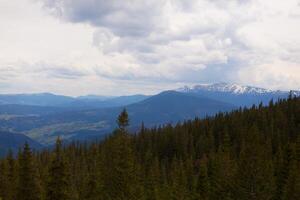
[
  {"left": 0, "top": 159, "right": 9, "bottom": 199},
  {"left": 17, "top": 143, "right": 41, "bottom": 200},
  {"left": 5, "top": 150, "right": 17, "bottom": 200},
  {"left": 102, "top": 131, "right": 141, "bottom": 200},
  {"left": 235, "top": 126, "right": 275, "bottom": 200},
  {"left": 196, "top": 156, "right": 209, "bottom": 200},
  {"left": 46, "top": 138, "right": 71, "bottom": 200},
  {"left": 0, "top": 97, "right": 299, "bottom": 200},
  {"left": 117, "top": 108, "right": 129, "bottom": 131}
]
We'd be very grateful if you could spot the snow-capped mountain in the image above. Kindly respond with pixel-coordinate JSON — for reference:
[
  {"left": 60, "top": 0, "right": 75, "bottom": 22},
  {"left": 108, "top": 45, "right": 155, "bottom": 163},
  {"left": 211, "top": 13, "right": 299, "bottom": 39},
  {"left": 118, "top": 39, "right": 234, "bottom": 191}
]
[
  {"left": 178, "top": 82, "right": 282, "bottom": 95},
  {"left": 178, "top": 82, "right": 300, "bottom": 95},
  {"left": 177, "top": 83, "right": 299, "bottom": 107}
]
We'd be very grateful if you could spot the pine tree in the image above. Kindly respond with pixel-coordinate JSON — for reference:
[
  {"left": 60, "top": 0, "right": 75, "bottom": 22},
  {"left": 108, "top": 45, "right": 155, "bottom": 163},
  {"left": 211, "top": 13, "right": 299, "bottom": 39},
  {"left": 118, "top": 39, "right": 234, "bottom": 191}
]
[
  {"left": 84, "top": 146, "right": 102, "bottom": 200},
  {"left": 296, "top": 136, "right": 300, "bottom": 163},
  {"left": 274, "top": 145, "right": 293, "bottom": 200},
  {"left": 85, "top": 171, "right": 101, "bottom": 200},
  {"left": 278, "top": 143, "right": 300, "bottom": 200},
  {"left": 235, "top": 126, "right": 274, "bottom": 200},
  {"left": 103, "top": 132, "right": 142, "bottom": 200},
  {"left": 0, "top": 160, "right": 9, "bottom": 200},
  {"left": 144, "top": 154, "right": 161, "bottom": 200},
  {"left": 207, "top": 153, "right": 222, "bottom": 200},
  {"left": 282, "top": 159, "right": 300, "bottom": 200},
  {"left": 212, "top": 131, "right": 236, "bottom": 200},
  {"left": 0, "top": 95, "right": 298, "bottom": 200},
  {"left": 117, "top": 108, "right": 129, "bottom": 131},
  {"left": 196, "top": 156, "right": 209, "bottom": 200},
  {"left": 184, "top": 157, "right": 198, "bottom": 200},
  {"left": 6, "top": 150, "right": 17, "bottom": 200},
  {"left": 170, "top": 158, "right": 188, "bottom": 200},
  {"left": 46, "top": 138, "right": 71, "bottom": 200},
  {"left": 103, "top": 110, "right": 143, "bottom": 200},
  {"left": 17, "top": 143, "right": 41, "bottom": 200}
]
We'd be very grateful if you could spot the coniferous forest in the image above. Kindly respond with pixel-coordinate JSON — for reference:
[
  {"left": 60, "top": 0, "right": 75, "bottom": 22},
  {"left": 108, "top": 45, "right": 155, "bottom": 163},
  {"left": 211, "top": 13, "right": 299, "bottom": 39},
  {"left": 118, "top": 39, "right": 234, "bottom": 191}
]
[{"left": 0, "top": 96, "right": 299, "bottom": 200}]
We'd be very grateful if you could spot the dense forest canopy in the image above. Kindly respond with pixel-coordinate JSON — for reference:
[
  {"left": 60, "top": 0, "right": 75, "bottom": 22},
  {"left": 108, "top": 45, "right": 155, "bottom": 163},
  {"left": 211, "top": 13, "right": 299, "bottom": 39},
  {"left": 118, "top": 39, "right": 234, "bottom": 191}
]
[{"left": 0, "top": 96, "right": 299, "bottom": 200}]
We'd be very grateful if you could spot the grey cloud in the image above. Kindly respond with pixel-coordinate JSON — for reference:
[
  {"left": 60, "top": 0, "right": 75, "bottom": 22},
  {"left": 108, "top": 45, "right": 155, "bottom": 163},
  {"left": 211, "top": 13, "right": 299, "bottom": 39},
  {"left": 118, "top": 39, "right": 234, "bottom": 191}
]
[
  {"left": 40, "top": 0, "right": 300, "bottom": 90},
  {"left": 32, "top": 63, "right": 88, "bottom": 79},
  {"left": 42, "top": 0, "right": 234, "bottom": 68},
  {"left": 43, "top": 68, "right": 87, "bottom": 79},
  {"left": 1, "top": 62, "right": 87, "bottom": 80},
  {"left": 17, "top": 62, "right": 88, "bottom": 79},
  {"left": 43, "top": 0, "right": 162, "bottom": 37}
]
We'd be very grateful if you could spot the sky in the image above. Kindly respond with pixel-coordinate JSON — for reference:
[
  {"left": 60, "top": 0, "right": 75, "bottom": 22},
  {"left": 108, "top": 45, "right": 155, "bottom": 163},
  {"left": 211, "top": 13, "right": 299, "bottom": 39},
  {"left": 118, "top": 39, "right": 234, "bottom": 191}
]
[{"left": 0, "top": 0, "right": 299, "bottom": 96}]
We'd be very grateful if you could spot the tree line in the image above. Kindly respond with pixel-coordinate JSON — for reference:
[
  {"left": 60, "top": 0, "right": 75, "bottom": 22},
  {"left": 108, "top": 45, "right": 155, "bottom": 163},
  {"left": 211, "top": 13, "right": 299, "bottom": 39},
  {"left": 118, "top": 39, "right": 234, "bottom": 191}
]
[{"left": 0, "top": 96, "right": 299, "bottom": 200}]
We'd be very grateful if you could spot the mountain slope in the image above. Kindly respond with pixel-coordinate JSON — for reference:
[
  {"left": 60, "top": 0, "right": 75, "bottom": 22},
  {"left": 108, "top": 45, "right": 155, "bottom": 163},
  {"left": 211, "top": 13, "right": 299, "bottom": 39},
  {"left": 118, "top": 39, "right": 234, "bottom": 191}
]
[
  {"left": 126, "top": 91, "right": 235, "bottom": 125},
  {"left": 0, "top": 131, "right": 43, "bottom": 157},
  {"left": 0, "top": 91, "right": 235, "bottom": 145}
]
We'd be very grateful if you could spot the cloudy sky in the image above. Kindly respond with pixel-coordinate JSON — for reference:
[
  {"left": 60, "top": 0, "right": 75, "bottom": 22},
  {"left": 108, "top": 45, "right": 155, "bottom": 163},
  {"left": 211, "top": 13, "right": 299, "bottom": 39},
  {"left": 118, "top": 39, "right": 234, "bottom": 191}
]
[{"left": 0, "top": 0, "right": 299, "bottom": 96}]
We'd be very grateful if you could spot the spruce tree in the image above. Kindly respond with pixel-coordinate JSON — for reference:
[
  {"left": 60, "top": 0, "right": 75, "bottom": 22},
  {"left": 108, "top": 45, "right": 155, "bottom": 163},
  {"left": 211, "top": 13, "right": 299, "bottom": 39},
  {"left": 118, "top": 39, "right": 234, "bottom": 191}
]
[
  {"left": 84, "top": 146, "right": 102, "bottom": 200},
  {"left": 282, "top": 159, "right": 300, "bottom": 200},
  {"left": 103, "top": 110, "right": 143, "bottom": 200},
  {"left": 0, "top": 160, "right": 9, "bottom": 200},
  {"left": 0, "top": 96, "right": 298, "bottom": 200},
  {"left": 279, "top": 143, "right": 300, "bottom": 200},
  {"left": 170, "top": 158, "right": 188, "bottom": 200},
  {"left": 85, "top": 171, "right": 101, "bottom": 200},
  {"left": 17, "top": 143, "right": 41, "bottom": 200},
  {"left": 6, "top": 150, "right": 16, "bottom": 200},
  {"left": 196, "top": 156, "right": 209, "bottom": 200},
  {"left": 144, "top": 154, "right": 161, "bottom": 200},
  {"left": 117, "top": 108, "right": 129, "bottom": 131},
  {"left": 212, "top": 131, "right": 236, "bottom": 200},
  {"left": 274, "top": 145, "right": 293, "bottom": 200},
  {"left": 46, "top": 138, "right": 71, "bottom": 200},
  {"left": 235, "top": 126, "right": 274, "bottom": 200}
]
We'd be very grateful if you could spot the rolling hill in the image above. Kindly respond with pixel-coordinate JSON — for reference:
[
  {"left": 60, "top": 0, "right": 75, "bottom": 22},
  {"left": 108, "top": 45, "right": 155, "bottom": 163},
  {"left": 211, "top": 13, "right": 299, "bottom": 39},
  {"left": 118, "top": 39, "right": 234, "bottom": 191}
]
[{"left": 0, "top": 131, "right": 43, "bottom": 157}]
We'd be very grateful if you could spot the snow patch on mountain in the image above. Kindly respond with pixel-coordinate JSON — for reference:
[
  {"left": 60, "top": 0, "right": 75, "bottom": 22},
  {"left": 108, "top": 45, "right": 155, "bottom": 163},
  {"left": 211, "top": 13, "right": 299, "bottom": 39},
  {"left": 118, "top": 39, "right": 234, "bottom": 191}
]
[{"left": 177, "top": 83, "right": 299, "bottom": 95}]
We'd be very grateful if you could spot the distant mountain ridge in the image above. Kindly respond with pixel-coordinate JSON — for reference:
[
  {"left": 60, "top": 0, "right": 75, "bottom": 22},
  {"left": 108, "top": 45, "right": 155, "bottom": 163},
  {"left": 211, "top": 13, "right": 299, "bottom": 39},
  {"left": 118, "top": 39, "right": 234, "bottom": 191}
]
[
  {"left": 0, "top": 93, "right": 149, "bottom": 109},
  {"left": 0, "top": 91, "right": 236, "bottom": 145},
  {"left": 0, "top": 93, "right": 74, "bottom": 106},
  {"left": 177, "top": 82, "right": 299, "bottom": 95},
  {"left": 177, "top": 82, "right": 300, "bottom": 107},
  {"left": 1, "top": 83, "right": 298, "bottom": 107},
  {"left": 0, "top": 82, "right": 299, "bottom": 148}
]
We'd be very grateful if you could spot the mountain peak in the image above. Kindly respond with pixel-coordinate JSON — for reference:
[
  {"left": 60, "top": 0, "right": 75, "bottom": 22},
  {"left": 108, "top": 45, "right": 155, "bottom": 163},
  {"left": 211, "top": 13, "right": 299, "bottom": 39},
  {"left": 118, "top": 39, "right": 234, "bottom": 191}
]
[{"left": 177, "top": 82, "right": 275, "bottom": 95}]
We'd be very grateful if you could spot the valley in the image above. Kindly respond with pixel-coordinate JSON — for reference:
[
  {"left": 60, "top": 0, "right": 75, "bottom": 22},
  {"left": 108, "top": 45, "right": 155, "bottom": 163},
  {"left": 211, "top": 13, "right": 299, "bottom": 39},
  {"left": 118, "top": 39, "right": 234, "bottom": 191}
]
[{"left": 0, "top": 83, "right": 298, "bottom": 148}]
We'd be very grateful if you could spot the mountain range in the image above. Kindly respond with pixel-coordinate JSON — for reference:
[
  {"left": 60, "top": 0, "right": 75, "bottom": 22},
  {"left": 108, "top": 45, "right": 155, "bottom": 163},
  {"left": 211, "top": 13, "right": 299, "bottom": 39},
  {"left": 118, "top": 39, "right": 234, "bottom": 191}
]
[
  {"left": 178, "top": 82, "right": 300, "bottom": 107},
  {"left": 0, "top": 93, "right": 149, "bottom": 109},
  {"left": 0, "top": 83, "right": 298, "bottom": 152}
]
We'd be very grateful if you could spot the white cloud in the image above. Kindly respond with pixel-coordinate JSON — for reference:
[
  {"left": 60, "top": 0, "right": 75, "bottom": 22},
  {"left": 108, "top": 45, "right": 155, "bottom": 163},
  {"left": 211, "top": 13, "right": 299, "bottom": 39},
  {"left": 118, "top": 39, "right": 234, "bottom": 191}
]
[
  {"left": 238, "top": 60, "right": 300, "bottom": 90},
  {"left": 0, "top": 0, "right": 299, "bottom": 95}
]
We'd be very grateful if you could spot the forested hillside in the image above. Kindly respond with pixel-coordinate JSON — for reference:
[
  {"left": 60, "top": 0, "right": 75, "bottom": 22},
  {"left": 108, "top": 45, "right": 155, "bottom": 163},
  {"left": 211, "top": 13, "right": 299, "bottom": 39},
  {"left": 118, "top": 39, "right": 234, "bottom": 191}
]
[{"left": 0, "top": 96, "right": 299, "bottom": 200}]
